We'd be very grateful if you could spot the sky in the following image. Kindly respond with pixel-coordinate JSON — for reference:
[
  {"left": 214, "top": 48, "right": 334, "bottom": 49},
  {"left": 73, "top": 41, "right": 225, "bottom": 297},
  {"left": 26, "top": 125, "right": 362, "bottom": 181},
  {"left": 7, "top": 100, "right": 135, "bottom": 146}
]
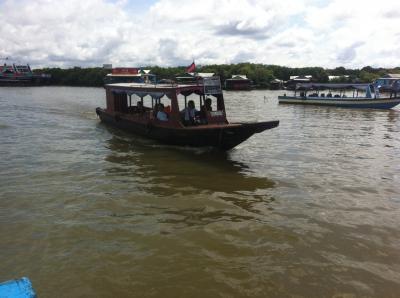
[{"left": 1, "top": 0, "right": 400, "bottom": 69}]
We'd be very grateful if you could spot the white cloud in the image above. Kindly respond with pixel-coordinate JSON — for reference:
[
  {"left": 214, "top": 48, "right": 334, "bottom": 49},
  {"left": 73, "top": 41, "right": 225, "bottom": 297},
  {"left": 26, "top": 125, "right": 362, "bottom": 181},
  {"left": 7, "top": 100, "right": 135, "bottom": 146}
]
[
  {"left": 1, "top": 0, "right": 399, "bottom": 68},
  {"left": 304, "top": 0, "right": 400, "bottom": 67},
  {"left": 0, "top": 0, "right": 138, "bottom": 66}
]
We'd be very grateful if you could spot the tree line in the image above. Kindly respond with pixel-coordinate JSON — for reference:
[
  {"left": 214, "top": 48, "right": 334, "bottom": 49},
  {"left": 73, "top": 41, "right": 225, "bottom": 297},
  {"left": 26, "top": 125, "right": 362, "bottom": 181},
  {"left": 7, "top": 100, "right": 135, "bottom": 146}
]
[{"left": 34, "top": 64, "right": 400, "bottom": 88}]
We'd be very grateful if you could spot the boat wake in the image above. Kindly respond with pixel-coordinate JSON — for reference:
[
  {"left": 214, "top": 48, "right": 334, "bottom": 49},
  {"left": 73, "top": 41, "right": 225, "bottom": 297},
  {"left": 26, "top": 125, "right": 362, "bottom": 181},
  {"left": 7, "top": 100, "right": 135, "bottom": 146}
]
[{"left": 149, "top": 143, "right": 216, "bottom": 154}]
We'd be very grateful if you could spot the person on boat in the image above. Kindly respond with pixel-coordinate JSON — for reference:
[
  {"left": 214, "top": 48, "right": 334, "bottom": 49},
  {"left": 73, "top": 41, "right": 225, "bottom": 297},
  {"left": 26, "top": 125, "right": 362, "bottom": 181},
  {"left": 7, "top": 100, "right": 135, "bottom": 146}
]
[
  {"left": 181, "top": 100, "right": 199, "bottom": 125},
  {"left": 156, "top": 104, "right": 168, "bottom": 121},
  {"left": 153, "top": 103, "right": 160, "bottom": 118},
  {"left": 201, "top": 97, "right": 212, "bottom": 113},
  {"left": 136, "top": 101, "right": 145, "bottom": 114},
  {"left": 200, "top": 97, "right": 212, "bottom": 123}
]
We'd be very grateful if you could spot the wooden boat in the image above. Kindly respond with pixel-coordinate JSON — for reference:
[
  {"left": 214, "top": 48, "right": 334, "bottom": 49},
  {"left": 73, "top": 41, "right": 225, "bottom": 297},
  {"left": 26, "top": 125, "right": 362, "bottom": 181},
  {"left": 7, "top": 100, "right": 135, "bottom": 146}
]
[
  {"left": 278, "top": 83, "right": 400, "bottom": 109},
  {"left": 96, "top": 79, "right": 279, "bottom": 150}
]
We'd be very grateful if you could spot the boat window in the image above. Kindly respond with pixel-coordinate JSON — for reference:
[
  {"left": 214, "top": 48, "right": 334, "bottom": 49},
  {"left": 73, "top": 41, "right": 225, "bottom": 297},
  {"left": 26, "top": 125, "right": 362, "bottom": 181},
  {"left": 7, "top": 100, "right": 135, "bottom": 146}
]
[
  {"left": 126, "top": 94, "right": 172, "bottom": 115},
  {"left": 175, "top": 93, "right": 225, "bottom": 126}
]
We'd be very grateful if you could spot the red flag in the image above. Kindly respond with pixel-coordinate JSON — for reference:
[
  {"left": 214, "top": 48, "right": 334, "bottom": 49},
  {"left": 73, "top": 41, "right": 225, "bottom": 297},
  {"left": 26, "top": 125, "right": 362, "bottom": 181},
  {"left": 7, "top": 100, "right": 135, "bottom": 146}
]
[{"left": 186, "top": 61, "right": 195, "bottom": 73}]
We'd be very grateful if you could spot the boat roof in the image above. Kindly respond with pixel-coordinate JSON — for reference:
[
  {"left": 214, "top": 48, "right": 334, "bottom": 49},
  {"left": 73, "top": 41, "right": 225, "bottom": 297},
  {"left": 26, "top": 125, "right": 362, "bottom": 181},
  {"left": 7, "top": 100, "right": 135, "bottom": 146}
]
[
  {"left": 106, "top": 73, "right": 155, "bottom": 77},
  {"left": 297, "top": 83, "right": 371, "bottom": 90},
  {"left": 105, "top": 82, "right": 205, "bottom": 98}
]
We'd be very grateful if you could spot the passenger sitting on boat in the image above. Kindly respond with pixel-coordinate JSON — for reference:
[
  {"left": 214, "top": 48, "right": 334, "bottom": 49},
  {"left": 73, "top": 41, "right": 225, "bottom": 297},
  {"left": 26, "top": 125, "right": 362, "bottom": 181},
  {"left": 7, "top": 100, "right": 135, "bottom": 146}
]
[
  {"left": 136, "top": 101, "right": 145, "bottom": 113},
  {"left": 334, "top": 94, "right": 340, "bottom": 98},
  {"left": 181, "top": 100, "right": 199, "bottom": 125},
  {"left": 327, "top": 93, "right": 332, "bottom": 97},
  {"left": 156, "top": 104, "right": 168, "bottom": 121},
  {"left": 201, "top": 97, "right": 212, "bottom": 112},
  {"left": 201, "top": 97, "right": 212, "bottom": 114},
  {"left": 200, "top": 97, "right": 212, "bottom": 124},
  {"left": 153, "top": 103, "right": 160, "bottom": 118}
]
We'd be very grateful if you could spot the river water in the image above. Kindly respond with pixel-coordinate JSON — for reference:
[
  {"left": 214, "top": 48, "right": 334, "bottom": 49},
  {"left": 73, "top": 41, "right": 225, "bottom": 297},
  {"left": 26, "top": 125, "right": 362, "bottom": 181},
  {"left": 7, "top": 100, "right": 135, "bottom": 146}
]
[{"left": 0, "top": 86, "right": 399, "bottom": 297}]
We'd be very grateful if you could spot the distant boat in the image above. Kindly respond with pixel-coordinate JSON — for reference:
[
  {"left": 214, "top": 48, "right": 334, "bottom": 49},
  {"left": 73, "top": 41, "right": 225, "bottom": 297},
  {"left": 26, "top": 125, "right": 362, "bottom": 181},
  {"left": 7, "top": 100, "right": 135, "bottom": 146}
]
[
  {"left": 96, "top": 77, "right": 279, "bottom": 150},
  {"left": 0, "top": 61, "right": 51, "bottom": 86},
  {"left": 278, "top": 83, "right": 400, "bottom": 109}
]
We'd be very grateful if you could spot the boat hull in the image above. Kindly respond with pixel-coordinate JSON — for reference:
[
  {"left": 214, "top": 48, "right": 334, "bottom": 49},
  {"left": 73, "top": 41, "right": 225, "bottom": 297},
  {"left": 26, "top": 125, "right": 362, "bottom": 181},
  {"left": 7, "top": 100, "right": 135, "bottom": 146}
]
[
  {"left": 0, "top": 77, "right": 51, "bottom": 86},
  {"left": 96, "top": 108, "right": 279, "bottom": 150},
  {"left": 278, "top": 96, "right": 400, "bottom": 109}
]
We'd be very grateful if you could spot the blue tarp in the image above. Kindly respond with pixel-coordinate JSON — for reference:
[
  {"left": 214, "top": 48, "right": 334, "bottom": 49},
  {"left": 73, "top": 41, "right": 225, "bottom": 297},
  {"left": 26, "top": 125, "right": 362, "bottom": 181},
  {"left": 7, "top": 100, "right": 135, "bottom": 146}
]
[{"left": 0, "top": 277, "right": 36, "bottom": 298}]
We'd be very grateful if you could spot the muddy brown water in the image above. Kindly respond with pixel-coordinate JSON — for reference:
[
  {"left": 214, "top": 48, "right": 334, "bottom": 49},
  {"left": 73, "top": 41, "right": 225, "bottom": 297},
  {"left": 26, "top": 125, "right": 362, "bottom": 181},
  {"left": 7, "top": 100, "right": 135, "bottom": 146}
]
[{"left": 0, "top": 87, "right": 399, "bottom": 297}]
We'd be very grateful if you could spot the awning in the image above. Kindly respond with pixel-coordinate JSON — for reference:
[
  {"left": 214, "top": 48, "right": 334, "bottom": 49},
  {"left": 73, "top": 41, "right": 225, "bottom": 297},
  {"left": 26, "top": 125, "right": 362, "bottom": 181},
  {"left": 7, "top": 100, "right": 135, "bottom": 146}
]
[
  {"left": 111, "top": 89, "right": 166, "bottom": 99},
  {"left": 106, "top": 82, "right": 207, "bottom": 98},
  {"left": 296, "top": 83, "right": 371, "bottom": 90}
]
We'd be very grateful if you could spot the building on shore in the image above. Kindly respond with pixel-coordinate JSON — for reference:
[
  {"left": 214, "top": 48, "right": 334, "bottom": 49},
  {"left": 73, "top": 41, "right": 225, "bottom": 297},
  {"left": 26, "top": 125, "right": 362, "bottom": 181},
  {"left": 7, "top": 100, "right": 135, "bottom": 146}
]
[
  {"left": 285, "top": 75, "right": 312, "bottom": 90},
  {"left": 270, "top": 78, "right": 284, "bottom": 90},
  {"left": 104, "top": 68, "right": 156, "bottom": 84},
  {"left": 328, "top": 75, "right": 350, "bottom": 82},
  {"left": 0, "top": 61, "right": 51, "bottom": 86},
  {"left": 175, "top": 72, "right": 215, "bottom": 84},
  {"left": 224, "top": 75, "right": 252, "bottom": 90},
  {"left": 374, "top": 74, "right": 400, "bottom": 92}
]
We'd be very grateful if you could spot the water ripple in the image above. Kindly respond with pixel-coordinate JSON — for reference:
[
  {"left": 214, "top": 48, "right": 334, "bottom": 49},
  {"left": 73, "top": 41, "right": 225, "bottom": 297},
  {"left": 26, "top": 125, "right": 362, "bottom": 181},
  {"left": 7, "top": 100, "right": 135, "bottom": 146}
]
[{"left": 0, "top": 87, "right": 399, "bottom": 297}]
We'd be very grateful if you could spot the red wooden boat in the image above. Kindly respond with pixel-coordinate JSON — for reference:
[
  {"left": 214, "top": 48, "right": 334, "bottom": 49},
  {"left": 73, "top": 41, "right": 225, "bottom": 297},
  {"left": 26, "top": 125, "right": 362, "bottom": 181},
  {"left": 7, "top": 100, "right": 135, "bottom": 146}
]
[{"left": 96, "top": 79, "right": 279, "bottom": 150}]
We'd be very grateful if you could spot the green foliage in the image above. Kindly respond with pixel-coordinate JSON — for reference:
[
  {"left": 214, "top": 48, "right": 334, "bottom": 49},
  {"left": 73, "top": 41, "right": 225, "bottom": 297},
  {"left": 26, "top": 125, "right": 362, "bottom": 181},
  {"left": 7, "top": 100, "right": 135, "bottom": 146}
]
[
  {"left": 359, "top": 71, "right": 380, "bottom": 83},
  {"left": 33, "top": 63, "right": 400, "bottom": 88},
  {"left": 33, "top": 67, "right": 109, "bottom": 86}
]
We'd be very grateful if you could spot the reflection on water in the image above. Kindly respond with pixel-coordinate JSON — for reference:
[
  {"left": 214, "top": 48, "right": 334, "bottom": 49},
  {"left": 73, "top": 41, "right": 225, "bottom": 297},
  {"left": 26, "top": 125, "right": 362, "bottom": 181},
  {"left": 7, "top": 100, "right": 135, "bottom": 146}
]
[
  {"left": 0, "top": 87, "right": 400, "bottom": 297},
  {"left": 103, "top": 127, "right": 276, "bottom": 223},
  {"left": 104, "top": 128, "right": 275, "bottom": 194}
]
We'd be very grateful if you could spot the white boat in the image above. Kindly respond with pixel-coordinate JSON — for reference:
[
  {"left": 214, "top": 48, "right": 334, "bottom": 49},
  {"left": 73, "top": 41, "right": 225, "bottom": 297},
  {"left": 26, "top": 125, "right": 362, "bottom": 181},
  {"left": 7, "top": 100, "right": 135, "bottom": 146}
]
[{"left": 278, "top": 83, "right": 400, "bottom": 109}]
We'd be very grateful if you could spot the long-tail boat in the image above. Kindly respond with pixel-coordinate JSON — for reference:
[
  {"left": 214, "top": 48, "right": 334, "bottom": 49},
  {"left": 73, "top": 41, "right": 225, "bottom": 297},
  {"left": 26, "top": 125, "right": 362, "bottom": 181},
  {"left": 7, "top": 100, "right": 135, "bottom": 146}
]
[
  {"left": 278, "top": 83, "right": 400, "bottom": 109},
  {"left": 96, "top": 78, "right": 279, "bottom": 150}
]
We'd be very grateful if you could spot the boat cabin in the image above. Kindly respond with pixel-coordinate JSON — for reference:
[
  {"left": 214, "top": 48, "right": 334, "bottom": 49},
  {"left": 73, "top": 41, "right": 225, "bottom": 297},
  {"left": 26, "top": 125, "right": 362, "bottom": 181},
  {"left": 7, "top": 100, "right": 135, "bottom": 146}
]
[
  {"left": 292, "top": 83, "right": 375, "bottom": 98},
  {"left": 104, "top": 80, "right": 227, "bottom": 128}
]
